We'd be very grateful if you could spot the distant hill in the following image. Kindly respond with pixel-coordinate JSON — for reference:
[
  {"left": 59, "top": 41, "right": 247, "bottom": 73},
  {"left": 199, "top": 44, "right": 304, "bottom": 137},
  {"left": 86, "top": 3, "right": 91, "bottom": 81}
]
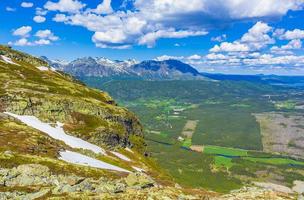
[{"left": 202, "top": 73, "right": 304, "bottom": 88}]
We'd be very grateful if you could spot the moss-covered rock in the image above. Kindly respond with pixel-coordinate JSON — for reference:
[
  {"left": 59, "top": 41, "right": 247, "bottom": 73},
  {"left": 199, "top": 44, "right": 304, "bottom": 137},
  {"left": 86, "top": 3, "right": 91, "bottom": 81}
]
[{"left": 125, "top": 172, "right": 155, "bottom": 189}]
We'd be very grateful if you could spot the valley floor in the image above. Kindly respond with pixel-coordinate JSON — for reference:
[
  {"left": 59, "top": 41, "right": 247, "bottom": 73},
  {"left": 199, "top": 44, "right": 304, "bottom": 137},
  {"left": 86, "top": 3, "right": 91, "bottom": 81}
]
[{"left": 98, "top": 80, "right": 304, "bottom": 193}]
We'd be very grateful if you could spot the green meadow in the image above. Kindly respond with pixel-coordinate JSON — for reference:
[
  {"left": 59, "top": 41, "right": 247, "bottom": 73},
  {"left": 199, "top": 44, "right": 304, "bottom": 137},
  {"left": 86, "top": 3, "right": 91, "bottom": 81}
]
[
  {"left": 203, "top": 145, "right": 248, "bottom": 157},
  {"left": 93, "top": 80, "right": 304, "bottom": 192}
]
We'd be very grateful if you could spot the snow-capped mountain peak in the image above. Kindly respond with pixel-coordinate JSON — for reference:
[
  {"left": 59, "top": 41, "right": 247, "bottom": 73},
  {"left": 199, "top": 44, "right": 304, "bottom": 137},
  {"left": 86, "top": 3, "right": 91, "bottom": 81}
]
[{"left": 43, "top": 56, "right": 206, "bottom": 80}]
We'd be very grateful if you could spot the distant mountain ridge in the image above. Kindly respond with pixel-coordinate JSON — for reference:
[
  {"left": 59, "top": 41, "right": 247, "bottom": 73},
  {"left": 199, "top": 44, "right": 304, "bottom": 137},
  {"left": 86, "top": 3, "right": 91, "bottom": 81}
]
[
  {"left": 131, "top": 59, "right": 202, "bottom": 80},
  {"left": 42, "top": 56, "right": 207, "bottom": 80},
  {"left": 42, "top": 56, "right": 304, "bottom": 86},
  {"left": 202, "top": 73, "right": 304, "bottom": 88}
]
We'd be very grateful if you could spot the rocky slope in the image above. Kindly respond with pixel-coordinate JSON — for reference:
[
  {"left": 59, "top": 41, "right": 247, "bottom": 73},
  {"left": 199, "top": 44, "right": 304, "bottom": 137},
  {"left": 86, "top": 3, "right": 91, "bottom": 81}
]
[
  {"left": 1, "top": 46, "right": 144, "bottom": 150},
  {"left": 0, "top": 161, "right": 298, "bottom": 200},
  {"left": 0, "top": 45, "right": 298, "bottom": 199},
  {"left": 44, "top": 56, "right": 207, "bottom": 80}
]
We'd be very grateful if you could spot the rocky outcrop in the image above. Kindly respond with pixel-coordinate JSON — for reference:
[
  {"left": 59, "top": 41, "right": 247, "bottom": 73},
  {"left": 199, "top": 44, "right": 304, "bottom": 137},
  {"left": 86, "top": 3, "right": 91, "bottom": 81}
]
[
  {"left": 1, "top": 164, "right": 297, "bottom": 199},
  {"left": 125, "top": 172, "right": 155, "bottom": 189},
  {"left": 0, "top": 164, "right": 205, "bottom": 200},
  {"left": 0, "top": 189, "right": 50, "bottom": 200},
  {"left": 2, "top": 94, "right": 143, "bottom": 149},
  {"left": 3, "top": 164, "right": 51, "bottom": 187}
]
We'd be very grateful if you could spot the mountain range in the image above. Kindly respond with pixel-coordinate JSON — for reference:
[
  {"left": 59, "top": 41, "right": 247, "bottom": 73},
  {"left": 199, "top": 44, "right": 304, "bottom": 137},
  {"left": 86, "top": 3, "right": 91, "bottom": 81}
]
[
  {"left": 42, "top": 56, "right": 206, "bottom": 80},
  {"left": 43, "top": 56, "right": 304, "bottom": 88}
]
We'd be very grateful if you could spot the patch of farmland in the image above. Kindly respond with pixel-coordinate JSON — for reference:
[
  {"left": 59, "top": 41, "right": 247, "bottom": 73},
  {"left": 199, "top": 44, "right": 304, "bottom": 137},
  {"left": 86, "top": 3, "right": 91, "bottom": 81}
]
[{"left": 255, "top": 112, "right": 304, "bottom": 159}]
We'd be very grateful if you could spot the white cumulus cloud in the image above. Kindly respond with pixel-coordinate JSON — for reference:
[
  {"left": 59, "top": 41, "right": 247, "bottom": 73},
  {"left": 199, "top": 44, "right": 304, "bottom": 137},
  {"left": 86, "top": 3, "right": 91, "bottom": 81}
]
[
  {"left": 10, "top": 27, "right": 59, "bottom": 47},
  {"left": 187, "top": 54, "right": 202, "bottom": 60},
  {"left": 36, "top": 8, "right": 48, "bottom": 16},
  {"left": 33, "top": 16, "right": 46, "bottom": 23},
  {"left": 53, "top": 14, "right": 68, "bottom": 22},
  {"left": 240, "top": 21, "right": 274, "bottom": 49},
  {"left": 6, "top": 7, "right": 16, "bottom": 12},
  {"left": 35, "top": 29, "right": 59, "bottom": 41},
  {"left": 210, "top": 42, "right": 250, "bottom": 52},
  {"left": 13, "top": 26, "right": 32, "bottom": 37},
  {"left": 139, "top": 29, "right": 207, "bottom": 48},
  {"left": 94, "top": 0, "right": 113, "bottom": 14},
  {"left": 210, "top": 22, "right": 275, "bottom": 53},
  {"left": 281, "top": 39, "right": 302, "bottom": 50},
  {"left": 44, "top": 0, "right": 304, "bottom": 49},
  {"left": 93, "top": 29, "right": 128, "bottom": 45},
  {"left": 282, "top": 29, "right": 304, "bottom": 40},
  {"left": 44, "top": 0, "right": 86, "bottom": 13},
  {"left": 271, "top": 39, "right": 302, "bottom": 54},
  {"left": 35, "top": 39, "right": 51, "bottom": 45},
  {"left": 9, "top": 38, "right": 33, "bottom": 46},
  {"left": 21, "top": 2, "right": 34, "bottom": 8},
  {"left": 155, "top": 55, "right": 185, "bottom": 61}
]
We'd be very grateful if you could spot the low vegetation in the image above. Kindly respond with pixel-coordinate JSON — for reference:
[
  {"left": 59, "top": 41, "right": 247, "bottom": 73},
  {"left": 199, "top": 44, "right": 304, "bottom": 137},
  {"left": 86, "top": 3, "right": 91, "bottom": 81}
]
[{"left": 96, "top": 79, "right": 304, "bottom": 192}]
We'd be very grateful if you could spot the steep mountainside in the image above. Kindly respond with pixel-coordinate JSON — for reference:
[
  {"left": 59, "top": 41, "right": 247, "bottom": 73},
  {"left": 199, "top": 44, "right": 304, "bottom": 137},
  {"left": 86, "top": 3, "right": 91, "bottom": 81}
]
[
  {"left": 45, "top": 56, "right": 207, "bottom": 80},
  {"left": 0, "top": 46, "right": 143, "bottom": 151}
]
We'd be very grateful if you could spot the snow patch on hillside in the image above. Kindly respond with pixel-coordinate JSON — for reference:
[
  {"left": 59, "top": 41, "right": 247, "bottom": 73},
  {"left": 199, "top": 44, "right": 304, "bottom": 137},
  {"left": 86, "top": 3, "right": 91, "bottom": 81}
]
[
  {"left": 132, "top": 166, "right": 145, "bottom": 172},
  {"left": 0, "top": 55, "right": 20, "bottom": 66},
  {"left": 59, "top": 150, "right": 130, "bottom": 173},
  {"left": 4, "top": 112, "right": 106, "bottom": 155},
  {"left": 37, "top": 66, "right": 49, "bottom": 71},
  {"left": 111, "top": 151, "right": 131, "bottom": 162}
]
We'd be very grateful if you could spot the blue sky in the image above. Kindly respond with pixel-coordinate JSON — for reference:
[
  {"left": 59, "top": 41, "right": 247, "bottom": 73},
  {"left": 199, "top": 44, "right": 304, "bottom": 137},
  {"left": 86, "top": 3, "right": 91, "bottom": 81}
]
[{"left": 1, "top": 0, "right": 304, "bottom": 75}]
